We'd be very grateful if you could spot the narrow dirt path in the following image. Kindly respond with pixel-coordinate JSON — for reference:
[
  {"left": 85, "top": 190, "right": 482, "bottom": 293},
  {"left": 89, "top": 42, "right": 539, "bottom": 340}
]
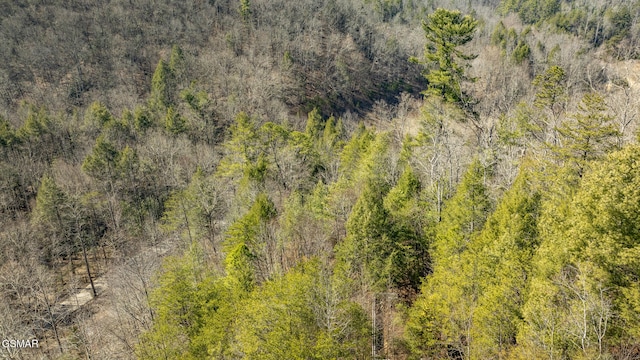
[{"left": 53, "top": 241, "right": 172, "bottom": 318}]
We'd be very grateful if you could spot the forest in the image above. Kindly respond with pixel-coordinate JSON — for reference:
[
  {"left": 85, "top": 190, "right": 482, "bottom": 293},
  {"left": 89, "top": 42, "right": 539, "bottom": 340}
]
[{"left": 0, "top": 0, "right": 639, "bottom": 359}]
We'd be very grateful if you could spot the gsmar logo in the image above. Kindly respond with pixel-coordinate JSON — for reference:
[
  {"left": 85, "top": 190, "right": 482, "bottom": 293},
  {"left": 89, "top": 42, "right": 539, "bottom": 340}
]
[{"left": 1, "top": 339, "right": 39, "bottom": 349}]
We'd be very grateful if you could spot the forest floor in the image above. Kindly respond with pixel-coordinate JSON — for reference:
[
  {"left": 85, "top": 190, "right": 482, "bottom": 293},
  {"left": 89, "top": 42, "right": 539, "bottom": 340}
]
[{"left": 53, "top": 240, "right": 173, "bottom": 320}]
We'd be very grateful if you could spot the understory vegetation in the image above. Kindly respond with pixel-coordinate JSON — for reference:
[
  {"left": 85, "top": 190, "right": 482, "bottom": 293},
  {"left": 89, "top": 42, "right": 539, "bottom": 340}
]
[{"left": 1, "top": 0, "right": 640, "bottom": 359}]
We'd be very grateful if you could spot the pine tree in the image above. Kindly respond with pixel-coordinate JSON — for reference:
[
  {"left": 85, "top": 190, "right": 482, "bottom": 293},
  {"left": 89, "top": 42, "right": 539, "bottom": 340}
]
[
  {"left": 554, "top": 92, "right": 619, "bottom": 176},
  {"left": 168, "top": 45, "right": 184, "bottom": 82},
  {"left": 164, "top": 106, "right": 187, "bottom": 135},
  {"left": 233, "top": 260, "right": 370, "bottom": 359},
  {"left": 217, "top": 112, "right": 261, "bottom": 182},
  {"left": 407, "top": 160, "right": 491, "bottom": 358},
  {"left": 533, "top": 65, "right": 567, "bottom": 123},
  {"left": 82, "top": 135, "right": 119, "bottom": 184},
  {"left": 85, "top": 101, "right": 114, "bottom": 128},
  {"left": 17, "top": 105, "right": 50, "bottom": 140},
  {"left": 223, "top": 193, "right": 277, "bottom": 291},
  {"left": 32, "top": 175, "right": 71, "bottom": 267},
  {"left": 470, "top": 170, "right": 541, "bottom": 358},
  {"left": 133, "top": 105, "right": 153, "bottom": 132},
  {"left": 305, "top": 108, "right": 324, "bottom": 139},
  {"left": 239, "top": 0, "right": 251, "bottom": 23},
  {"left": 519, "top": 146, "right": 640, "bottom": 357},
  {"left": 383, "top": 166, "right": 429, "bottom": 292},
  {"left": 412, "top": 8, "right": 478, "bottom": 110},
  {"left": 136, "top": 245, "right": 209, "bottom": 360},
  {"left": 33, "top": 175, "right": 68, "bottom": 231},
  {"left": 432, "top": 159, "right": 490, "bottom": 262},
  {"left": 336, "top": 178, "right": 390, "bottom": 290},
  {"left": 150, "top": 59, "right": 173, "bottom": 111},
  {"left": 0, "top": 116, "right": 17, "bottom": 152}
]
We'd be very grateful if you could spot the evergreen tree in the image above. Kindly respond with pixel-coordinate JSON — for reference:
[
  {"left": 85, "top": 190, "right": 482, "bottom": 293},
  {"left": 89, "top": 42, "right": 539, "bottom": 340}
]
[
  {"left": 407, "top": 160, "right": 491, "bottom": 358},
  {"left": 82, "top": 135, "right": 119, "bottom": 184},
  {"left": 85, "top": 101, "right": 114, "bottom": 128},
  {"left": 168, "top": 45, "right": 185, "bottom": 82},
  {"left": 136, "top": 245, "right": 209, "bottom": 360},
  {"left": 533, "top": 65, "right": 567, "bottom": 123},
  {"left": 217, "top": 112, "right": 263, "bottom": 186},
  {"left": 32, "top": 175, "right": 72, "bottom": 267},
  {"left": 17, "top": 105, "right": 50, "bottom": 140},
  {"left": 337, "top": 125, "right": 374, "bottom": 181},
  {"left": 519, "top": 146, "right": 640, "bottom": 357},
  {"left": 234, "top": 260, "right": 370, "bottom": 359},
  {"left": 470, "top": 170, "right": 541, "bottom": 358},
  {"left": 239, "top": 0, "right": 251, "bottom": 23},
  {"left": 164, "top": 106, "right": 187, "bottom": 135},
  {"left": 336, "top": 178, "right": 390, "bottom": 290},
  {"left": 554, "top": 92, "right": 619, "bottom": 176},
  {"left": 305, "top": 108, "right": 325, "bottom": 139},
  {"left": 412, "top": 8, "right": 478, "bottom": 111},
  {"left": 223, "top": 193, "right": 277, "bottom": 291},
  {"left": 432, "top": 159, "right": 490, "bottom": 261},
  {"left": 133, "top": 105, "right": 153, "bottom": 132},
  {"left": 0, "top": 116, "right": 17, "bottom": 152},
  {"left": 150, "top": 59, "right": 173, "bottom": 112},
  {"left": 383, "top": 166, "right": 429, "bottom": 292},
  {"left": 33, "top": 175, "right": 68, "bottom": 231},
  {"left": 162, "top": 168, "right": 222, "bottom": 248}
]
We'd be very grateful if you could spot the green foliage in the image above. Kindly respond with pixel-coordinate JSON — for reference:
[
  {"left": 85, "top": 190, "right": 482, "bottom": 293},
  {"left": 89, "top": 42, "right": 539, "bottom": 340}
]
[
  {"left": 433, "top": 159, "right": 490, "bottom": 261},
  {"left": 605, "top": 6, "right": 633, "bottom": 55},
  {"left": 137, "top": 245, "right": 212, "bottom": 360},
  {"left": 102, "top": 114, "right": 134, "bottom": 146},
  {"left": 491, "top": 21, "right": 508, "bottom": 46},
  {"left": 133, "top": 105, "right": 153, "bottom": 132},
  {"left": 553, "top": 92, "right": 619, "bottom": 176},
  {"left": 82, "top": 136, "right": 119, "bottom": 183},
  {"left": 139, "top": 254, "right": 371, "bottom": 359},
  {"left": 0, "top": 116, "right": 17, "bottom": 149},
  {"left": 164, "top": 106, "right": 187, "bottom": 135},
  {"left": 82, "top": 136, "right": 144, "bottom": 206},
  {"left": 412, "top": 8, "right": 478, "bottom": 109},
  {"left": 336, "top": 141, "right": 427, "bottom": 292},
  {"left": 337, "top": 125, "right": 374, "bottom": 181},
  {"left": 533, "top": 65, "right": 567, "bottom": 119},
  {"left": 336, "top": 178, "right": 390, "bottom": 288},
  {"left": 512, "top": 41, "right": 531, "bottom": 64},
  {"left": 17, "top": 105, "right": 50, "bottom": 140},
  {"left": 492, "top": 22, "right": 531, "bottom": 64},
  {"left": 180, "top": 85, "right": 212, "bottom": 122},
  {"left": 217, "top": 112, "right": 262, "bottom": 185},
  {"left": 305, "top": 108, "right": 325, "bottom": 139},
  {"left": 239, "top": 0, "right": 251, "bottom": 22},
  {"left": 322, "top": 116, "right": 344, "bottom": 148},
  {"left": 382, "top": 166, "right": 429, "bottom": 291},
  {"left": 85, "top": 101, "right": 114, "bottom": 128},
  {"left": 223, "top": 193, "right": 276, "bottom": 291},
  {"left": 500, "top": 0, "right": 561, "bottom": 24},
  {"left": 406, "top": 160, "right": 491, "bottom": 357},
  {"left": 33, "top": 175, "right": 68, "bottom": 229},
  {"left": 517, "top": 145, "right": 640, "bottom": 357},
  {"left": 169, "top": 45, "right": 185, "bottom": 80},
  {"left": 569, "top": 146, "right": 640, "bottom": 336},
  {"left": 8, "top": 2, "right": 640, "bottom": 357},
  {"left": 234, "top": 260, "right": 369, "bottom": 359},
  {"left": 150, "top": 59, "right": 173, "bottom": 111},
  {"left": 469, "top": 170, "right": 541, "bottom": 358}
]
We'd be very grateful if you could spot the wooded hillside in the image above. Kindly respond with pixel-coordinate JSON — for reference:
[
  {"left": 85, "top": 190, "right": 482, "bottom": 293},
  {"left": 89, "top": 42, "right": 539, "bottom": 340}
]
[{"left": 1, "top": 0, "right": 640, "bottom": 359}]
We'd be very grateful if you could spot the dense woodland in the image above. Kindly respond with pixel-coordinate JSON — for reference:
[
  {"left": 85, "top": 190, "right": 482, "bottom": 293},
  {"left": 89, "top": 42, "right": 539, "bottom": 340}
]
[{"left": 1, "top": 0, "right": 640, "bottom": 359}]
